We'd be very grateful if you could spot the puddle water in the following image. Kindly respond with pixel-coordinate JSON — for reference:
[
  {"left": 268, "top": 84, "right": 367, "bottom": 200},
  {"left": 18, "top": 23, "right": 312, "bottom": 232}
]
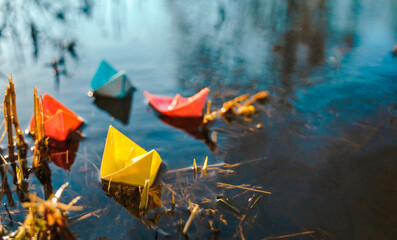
[{"left": 0, "top": 0, "right": 396, "bottom": 239}]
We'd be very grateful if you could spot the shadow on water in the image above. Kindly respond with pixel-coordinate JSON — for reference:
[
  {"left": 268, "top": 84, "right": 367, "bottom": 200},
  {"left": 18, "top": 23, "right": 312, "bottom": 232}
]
[
  {"left": 49, "top": 137, "right": 81, "bottom": 171},
  {"left": 148, "top": 110, "right": 218, "bottom": 153},
  {"left": 102, "top": 182, "right": 163, "bottom": 220},
  {"left": 93, "top": 92, "right": 135, "bottom": 125},
  {"left": 157, "top": 115, "right": 203, "bottom": 140}
]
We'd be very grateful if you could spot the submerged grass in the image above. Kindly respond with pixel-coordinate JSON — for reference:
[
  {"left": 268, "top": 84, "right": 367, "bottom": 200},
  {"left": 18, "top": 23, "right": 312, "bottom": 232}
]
[{"left": 0, "top": 82, "right": 278, "bottom": 239}]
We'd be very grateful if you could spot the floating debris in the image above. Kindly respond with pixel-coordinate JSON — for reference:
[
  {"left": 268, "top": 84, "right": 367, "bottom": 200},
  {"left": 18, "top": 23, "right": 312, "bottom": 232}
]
[
  {"left": 182, "top": 203, "right": 199, "bottom": 235},
  {"left": 217, "top": 182, "right": 272, "bottom": 195},
  {"left": 203, "top": 91, "right": 269, "bottom": 124},
  {"left": 262, "top": 231, "right": 315, "bottom": 240},
  {"left": 91, "top": 60, "right": 134, "bottom": 98},
  {"left": 215, "top": 196, "right": 241, "bottom": 215},
  {"left": 100, "top": 125, "right": 162, "bottom": 187},
  {"left": 144, "top": 87, "right": 210, "bottom": 117},
  {"left": 7, "top": 183, "right": 82, "bottom": 240}
]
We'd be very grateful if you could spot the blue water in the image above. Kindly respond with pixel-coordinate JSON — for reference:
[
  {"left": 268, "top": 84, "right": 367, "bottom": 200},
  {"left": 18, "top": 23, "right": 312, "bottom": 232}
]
[{"left": 0, "top": 0, "right": 396, "bottom": 239}]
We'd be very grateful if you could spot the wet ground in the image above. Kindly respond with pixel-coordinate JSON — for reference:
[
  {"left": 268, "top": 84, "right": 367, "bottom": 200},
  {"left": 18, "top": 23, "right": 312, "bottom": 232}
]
[{"left": 0, "top": 0, "right": 397, "bottom": 239}]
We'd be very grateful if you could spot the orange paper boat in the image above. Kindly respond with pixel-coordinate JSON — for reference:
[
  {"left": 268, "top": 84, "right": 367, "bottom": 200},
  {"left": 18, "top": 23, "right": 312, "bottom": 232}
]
[
  {"left": 143, "top": 87, "right": 210, "bottom": 118},
  {"left": 29, "top": 94, "right": 84, "bottom": 141}
]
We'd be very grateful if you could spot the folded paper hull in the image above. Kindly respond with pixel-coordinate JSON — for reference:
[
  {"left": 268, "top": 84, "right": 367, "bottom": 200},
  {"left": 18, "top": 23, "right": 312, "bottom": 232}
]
[
  {"left": 29, "top": 94, "right": 84, "bottom": 141},
  {"left": 91, "top": 60, "right": 134, "bottom": 98},
  {"left": 91, "top": 60, "right": 117, "bottom": 90},
  {"left": 144, "top": 87, "right": 209, "bottom": 117},
  {"left": 100, "top": 125, "right": 162, "bottom": 187}
]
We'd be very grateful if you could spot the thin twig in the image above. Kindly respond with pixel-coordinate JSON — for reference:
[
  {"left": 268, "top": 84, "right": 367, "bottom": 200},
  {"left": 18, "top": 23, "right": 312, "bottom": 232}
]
[
  {"left": 262, "top": 231, "right": 315, "bottom": 240},
  {"left": 69, "top": 209, "right": 103, "bottom": 225},
  {"left": 217, "top": 182, "right": 272, "bottom": 194},
  {"left": 183, "top": 204, "right": 199, "bottom": 235}
]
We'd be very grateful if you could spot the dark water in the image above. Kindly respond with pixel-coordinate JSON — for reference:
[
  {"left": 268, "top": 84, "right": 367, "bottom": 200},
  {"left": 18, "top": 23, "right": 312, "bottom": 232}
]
[{"left": 0, "top": 0, "right": 397, "bottom": 239}]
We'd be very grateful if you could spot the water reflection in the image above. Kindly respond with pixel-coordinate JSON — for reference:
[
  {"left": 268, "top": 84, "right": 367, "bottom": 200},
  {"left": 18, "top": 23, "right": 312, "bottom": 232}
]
[
  {"left": 1, "top": 0, "right": 396, "bottom": 238},
  {"left": 153, "top": 114, "right": 218, "bottom": 152},
  {"left": 0, "top": 0, "right": 91, "bottom": 89},
  {"left": 49, "top": 138, "right": 80, "bottom": 171},
  {"left": 93, "top": 92, "right": 134, "bottom": 125},
  {"left": 102, "top": 182, "right": 162, "bottom": 218},
  {"left": 100, "top": 181, "right": 169, "bottom": 236},
  {"left": 0, "top": 164, "right": 15, "bottom": 207},
  {"left": 158, "top": 114, "right": 201, "bottom": 133}
]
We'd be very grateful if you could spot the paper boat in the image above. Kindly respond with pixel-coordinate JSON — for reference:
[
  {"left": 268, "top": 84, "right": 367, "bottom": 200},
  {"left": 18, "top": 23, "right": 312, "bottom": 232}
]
[
  {"left": 29, "top": 94, "right": 84, "bottom": 141},
  {"left": 144, "top": 87, "right": 210, "bottom": 117},
  {"left": 91, "top": 60, "right": 134, "bottom": 98},
  {"left": 100, "top": 125, "right": 162, "bottom": 187}
]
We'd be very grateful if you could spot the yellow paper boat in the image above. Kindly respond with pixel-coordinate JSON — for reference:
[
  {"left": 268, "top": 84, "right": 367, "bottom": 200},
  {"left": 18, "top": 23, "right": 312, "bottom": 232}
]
[{"left": 100, "top": 125, "right": 162, "bottom": 187}]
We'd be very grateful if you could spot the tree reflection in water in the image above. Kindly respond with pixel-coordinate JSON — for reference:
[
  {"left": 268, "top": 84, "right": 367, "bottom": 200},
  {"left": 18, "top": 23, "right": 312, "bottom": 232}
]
[{"left": 0, "top": 0, "right": 92, "bottom": 87}]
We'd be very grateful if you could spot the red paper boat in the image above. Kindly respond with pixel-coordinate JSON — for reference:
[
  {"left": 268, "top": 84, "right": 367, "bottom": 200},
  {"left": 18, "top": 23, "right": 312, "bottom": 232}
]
[
  {"left": 29, "top": 94, "right": 84, "bottom": 141},
  {"left": 143, "top": 87, "right": 210, "bottom": 117}
]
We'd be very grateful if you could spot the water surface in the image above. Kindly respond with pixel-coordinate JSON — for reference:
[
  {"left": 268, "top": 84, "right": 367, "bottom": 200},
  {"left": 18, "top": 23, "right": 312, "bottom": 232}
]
[{"left": 0, "top": 0, "right": 396, "bottom": 239}]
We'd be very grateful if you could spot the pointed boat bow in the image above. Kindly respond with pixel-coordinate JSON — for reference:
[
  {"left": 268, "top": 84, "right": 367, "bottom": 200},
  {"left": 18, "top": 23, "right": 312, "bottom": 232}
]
[
  {"left": 100, "top": 126, "right": 162, "bottom": 187},
  {"left": 144, "top": 87, "right": 210, "bottom": 117}
]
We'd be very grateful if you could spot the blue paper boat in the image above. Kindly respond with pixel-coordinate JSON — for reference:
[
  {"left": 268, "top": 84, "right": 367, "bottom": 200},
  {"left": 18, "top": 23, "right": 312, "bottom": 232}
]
[{"left": 91, "top": 60, "right": 134, "bottom": 98}]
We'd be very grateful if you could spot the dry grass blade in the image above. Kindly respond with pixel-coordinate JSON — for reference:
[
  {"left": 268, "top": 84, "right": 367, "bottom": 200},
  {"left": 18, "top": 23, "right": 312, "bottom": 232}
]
[
  {"left": 202, "top": 156, "right": 208, "bottom": 171},
  {"left": 4, "top": 86, "right": 15, "bottom": 165},
  {"left": 88, "top": 160, "right": 100, "bottom": 173},
  {"left": 52, "top": 182, "right": 69, "bottom": 203},
  {"left": 69, "top": 209, "right": 103, "bottom": 225},
  {"left": 139, "top": 179, "right": 150, "bottom": 210},
  {"left": 183, "top": 204, "right": 199, "bottom": 235},
  {"left": 239, "top": 225, "right": 246, "bottom": 240},
  {"left": 193, "top": 159, "right": 197, "bottom": 172},
  {"left": 232, "top": 195, "right": 262, "bottom": 239},
  {"left": 206, "top": 100, "right": 212, "bottom": 115},
  {"left": 217, "top": 182, "right": 272, "bottom": 194},
  {"left": 171, "top": 193, "right": 175, "bottom": 208},
  {"left": 262, "top": 231, "right": 315, "bottom": 240},
  {"left": 56, "top": 202, "right": 83, "bottom": 212},
  {"left": 165, "top": 163, "right": 224, "bottom": 174},
  {"left": 0, "top": 125, "right": 6, "bottom": 145},
  {"left": 167, "top": 157, "right": 262, "bottom": 175},
  {"left": 8, "top": 74, "right": 27, "bottom": 150},
  {"left": 67, "top": 196, "right": 82, "bottom": 209}
]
